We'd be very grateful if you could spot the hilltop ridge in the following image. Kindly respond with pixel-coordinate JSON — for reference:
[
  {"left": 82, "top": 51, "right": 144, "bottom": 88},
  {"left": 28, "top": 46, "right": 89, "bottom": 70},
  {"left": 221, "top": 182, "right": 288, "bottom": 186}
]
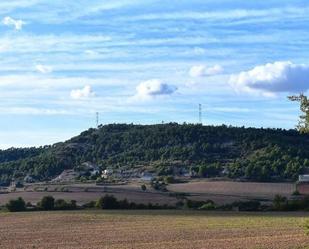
[{"left": 1, "top": 123, "right": 309, "bottom": 185}]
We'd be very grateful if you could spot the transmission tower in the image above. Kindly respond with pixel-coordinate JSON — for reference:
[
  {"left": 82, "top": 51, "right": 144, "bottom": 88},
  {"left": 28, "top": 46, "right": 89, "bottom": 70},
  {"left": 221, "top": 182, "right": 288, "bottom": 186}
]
[
  {"left": 96, "top": 112, "right": 99, "bottom": 128},
  {"left": 199, "top": 104, "right": 202, "bottom": 124}
]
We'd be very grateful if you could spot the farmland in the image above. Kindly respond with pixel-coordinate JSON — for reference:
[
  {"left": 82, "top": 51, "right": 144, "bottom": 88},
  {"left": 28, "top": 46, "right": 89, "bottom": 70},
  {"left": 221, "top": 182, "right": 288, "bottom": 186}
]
[
  {"left": 167, "top": 180, "right": 295, "bottom": 203},
  {"left": 0, "top": 180, "right": 297, "bottom": 207},
  {"left": 0, "top": 210, "right": 308, "bottom": 249}
]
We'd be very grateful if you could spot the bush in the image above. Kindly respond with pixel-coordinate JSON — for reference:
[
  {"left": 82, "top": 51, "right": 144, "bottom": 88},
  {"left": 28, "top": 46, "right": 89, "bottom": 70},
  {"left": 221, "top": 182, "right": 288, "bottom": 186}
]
[
  {"left": 55, "top": 199, "right": 67, "bottom": 209},
  {"left": 6, "top": 197, "right": 26, "bottom": 212},
  {"left": 118, "top": 199, "right": 130, "bottom": 209},
  {"left": 184, "top": 199, "right": 215, "bottom": 209},
  {"left": 164, "top": 176, "right": 175, "bottom": 184},
  {"left": 83, "top": 201, "right": 96, "bottom": 208},
  {"left": 54, "top": 199, "right": 77, "bottom": 210},
  {"left": 96, "top": 195, "right": 119, "bottom": 209},
  {"left": 38, "top": 196, "right": 55, "bottom": 210},
  {"left": 233, "top": 201, "right": 261, "bottom": 211},
  {"left": 273, "top": 195, "right": 287, "bottom": 211},
  {"left": 141, "top": 184, "right": 147, "bottom": 191},
  {"left": 292, "top": 190, "right": 300, "bottom": 196},
  {"left": 199, "top": 202, "right": 216, "bottom": 210}
]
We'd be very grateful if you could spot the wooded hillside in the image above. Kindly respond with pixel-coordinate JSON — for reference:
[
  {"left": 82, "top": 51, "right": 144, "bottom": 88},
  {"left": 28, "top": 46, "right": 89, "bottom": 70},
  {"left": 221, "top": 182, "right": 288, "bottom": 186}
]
[{"left": 1, "top": 123, "right": 309, "bottom": 185}]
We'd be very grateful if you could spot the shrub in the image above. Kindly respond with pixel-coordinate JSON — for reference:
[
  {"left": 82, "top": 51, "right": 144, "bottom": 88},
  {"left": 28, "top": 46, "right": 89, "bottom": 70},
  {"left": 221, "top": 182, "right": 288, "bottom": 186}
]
[
  {"left": 233, "top": 201, "right": 261, "bottom": 211},
  {"left": 6, "top": 197, "right": 26, "bottom": 212},
  {"left": 199, "top": 202, "right": 216, "bottom": 210},
  {"left": 54, "top": 199, "right": 77, "bottom": 210},
  {"left": 273, "top": 195, "right": 287, "bottom": 211},
  {"left": 292, "top": 190, "right": 300, "bottom": 196},
  {"left": 96, "top": 195, "right": 119, "bottom": 209},
  {"left": 164, "top": 176, "right": 175, "bottom": 184},
  {"left": 70, "top": 200, "right": 77, "bottom": 209},
  {"left": 83, "top": 201, "right": 96, "bottom": 208},
  {"left": 185, "top": 199, "right": 214, "bottom": 209},
  {"left": 118, "top": 199, "right": 130, "bottom": 209},
  {"left": 55, "top": 199, "right": 67, "bottom": 209},
  {"left": 38, "top": 196, "right": 55, "bottom": 210},
  {"left": 141, "top": 184, "right": 147, "bottom": 191}
]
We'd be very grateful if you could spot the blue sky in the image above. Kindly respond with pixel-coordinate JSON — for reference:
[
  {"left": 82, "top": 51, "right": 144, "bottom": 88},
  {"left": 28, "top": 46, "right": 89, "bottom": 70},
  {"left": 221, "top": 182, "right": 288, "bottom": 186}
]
[{"left": 1, "top": 0, "right": 309, "bottom": 148}]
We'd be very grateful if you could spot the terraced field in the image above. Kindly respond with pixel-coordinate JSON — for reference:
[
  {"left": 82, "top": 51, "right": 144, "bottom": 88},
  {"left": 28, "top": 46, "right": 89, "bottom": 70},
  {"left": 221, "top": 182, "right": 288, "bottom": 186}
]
[{"left": 0, "top": 210, "right": 308, "bottom": 249}]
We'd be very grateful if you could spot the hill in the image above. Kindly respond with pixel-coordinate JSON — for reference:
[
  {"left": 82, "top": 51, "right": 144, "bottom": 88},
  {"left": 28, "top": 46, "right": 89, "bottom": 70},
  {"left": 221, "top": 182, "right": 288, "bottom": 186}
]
[{"left": 1, "top": 123, "right": 309, "bottom": 185}]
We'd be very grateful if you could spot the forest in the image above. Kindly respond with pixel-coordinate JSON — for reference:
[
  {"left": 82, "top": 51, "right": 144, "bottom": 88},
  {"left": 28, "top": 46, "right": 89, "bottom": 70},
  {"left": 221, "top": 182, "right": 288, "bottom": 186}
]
[{"left": 1, "top": 123, "right": 309, "bottom": 185}]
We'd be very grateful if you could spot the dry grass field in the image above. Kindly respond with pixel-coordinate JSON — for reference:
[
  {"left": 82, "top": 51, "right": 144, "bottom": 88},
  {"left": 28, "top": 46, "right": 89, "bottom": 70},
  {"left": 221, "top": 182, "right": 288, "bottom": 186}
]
[
  {"left": 167, "top": 180, "right": 295, "bottom": 203},
  {"left": 0, "top": 210, "right": 308, "bottom": 249},
  {"left": 0, "top": 180, "right": 297, "bottom": 207},
  {"left": 0, "top": 183, "right": 177, "bottom": 206}
]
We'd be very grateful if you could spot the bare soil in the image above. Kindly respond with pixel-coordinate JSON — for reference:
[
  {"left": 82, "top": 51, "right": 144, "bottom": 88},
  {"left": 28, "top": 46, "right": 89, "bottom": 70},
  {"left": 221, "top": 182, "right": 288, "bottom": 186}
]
[{"left": 0, "top": 210, "right": 308, "bottom": 249}]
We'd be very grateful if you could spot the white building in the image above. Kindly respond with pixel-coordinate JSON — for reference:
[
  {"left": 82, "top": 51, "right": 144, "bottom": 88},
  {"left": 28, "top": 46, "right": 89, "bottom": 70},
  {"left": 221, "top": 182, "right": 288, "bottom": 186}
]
[
  {"left": 101, "top": 169, "right": 114, "bottom": 179},
  {"left": 298, "top": 175, "right": 309, "bottom": 182}
]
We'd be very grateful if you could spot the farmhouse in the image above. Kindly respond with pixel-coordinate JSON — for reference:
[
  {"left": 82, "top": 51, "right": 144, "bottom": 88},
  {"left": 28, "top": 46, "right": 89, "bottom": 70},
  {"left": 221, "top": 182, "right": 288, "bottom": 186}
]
[
  {"left": 101, "top": 169, "right": 114, "bottom": 179},
  {"left": 8, "top": 180, "right": 16, "bottom": 192},
  {"left": 298, "top": 174, "right": 309, "bottom": 182}
]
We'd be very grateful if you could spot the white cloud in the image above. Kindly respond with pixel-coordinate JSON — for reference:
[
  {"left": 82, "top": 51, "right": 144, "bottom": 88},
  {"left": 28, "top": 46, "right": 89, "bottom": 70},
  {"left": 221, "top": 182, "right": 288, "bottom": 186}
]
[
  {"left": 70, "top": 85, "right": 95, "bottom": 100},
  {"left": 128, "top": 7, "right": 309, "bottom": 22},
  {"left": 189, "top": 65, "right": 223, "bottom": 77},
  {"left": 229, "top": 61, "right": 309, "bottom": 96},
  {"left": 192, "top": 47, "right": 206, "bottom": 55},
  {"left": 2, "top": 16, "right": 25, "bottom": 30},
  {"left": 134, "top": 79, "right": 177, "bottom": 100},
  {"left": 0, "top": 107, "right": 70, "bottom": 115},
  {"left": 35, "top": 64, "right": 53, "bottom": 74},
  {"left": 84, "top": 50, "right": 98, "bottom": 56}
]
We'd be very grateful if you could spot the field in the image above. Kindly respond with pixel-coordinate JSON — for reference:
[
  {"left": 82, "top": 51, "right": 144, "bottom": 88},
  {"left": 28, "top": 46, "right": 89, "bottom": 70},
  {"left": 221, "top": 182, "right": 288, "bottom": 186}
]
[
  {"left": 0, "top": 182, "right": 177, "bottom": 206},
  {"left": 0, "top": 210, "right": 308, "bottom": 249},
  {"left": 167, "top": 180, "right": 295, "bottom": 204},
  {"left": 0, "top": 180, "right": 296, "bottom": 206}
]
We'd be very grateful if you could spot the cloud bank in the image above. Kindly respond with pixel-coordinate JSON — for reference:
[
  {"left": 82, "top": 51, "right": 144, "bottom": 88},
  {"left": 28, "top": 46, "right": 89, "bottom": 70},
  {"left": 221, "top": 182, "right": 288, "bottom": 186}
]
[
  {"left": 135, "top": 79, "right": 177, "bottom": 100},
  {"left": 229, "top": 61, "right": 309, "bottom": 96},
  {"left": 70, "top": 85, "right": 95, "bottom": 100}
]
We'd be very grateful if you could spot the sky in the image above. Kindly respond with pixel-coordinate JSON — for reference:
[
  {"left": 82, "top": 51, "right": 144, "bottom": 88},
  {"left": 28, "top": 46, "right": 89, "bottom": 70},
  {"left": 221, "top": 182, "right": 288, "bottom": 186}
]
[{"left": 1, "top": 0, "right": 309, "bottom": 148}]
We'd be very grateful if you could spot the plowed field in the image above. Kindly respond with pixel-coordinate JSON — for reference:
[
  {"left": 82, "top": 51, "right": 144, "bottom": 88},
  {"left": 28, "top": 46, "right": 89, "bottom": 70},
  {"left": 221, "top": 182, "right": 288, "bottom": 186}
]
[{"left": 0, "top": 211, "right": 308, "bottom": 249}]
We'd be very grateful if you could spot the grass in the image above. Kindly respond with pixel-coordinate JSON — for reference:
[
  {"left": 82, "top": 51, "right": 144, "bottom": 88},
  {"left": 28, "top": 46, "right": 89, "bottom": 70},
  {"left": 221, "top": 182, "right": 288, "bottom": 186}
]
[{"left": 0, "top": 210, "right": 308, "bottom": 249}]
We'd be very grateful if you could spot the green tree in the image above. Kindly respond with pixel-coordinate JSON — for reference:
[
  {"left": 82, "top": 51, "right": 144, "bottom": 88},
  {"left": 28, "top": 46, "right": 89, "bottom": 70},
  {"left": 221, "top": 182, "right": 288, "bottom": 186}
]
[
  {"left": 6, "top": 197, "right": 26, "bottom": 212},
  {"left": 95, "top": 195, "right": 119, "bottom": 209},
  {"left": 38, "top": 196, "right": 55, "bottom": 210},
  {"left": 141, "top": 184, "right": 147, "bottom": 191},
  {"left": 273, "top": 194, "right": 287, "bottom": 211},
  {"left": 289, "top": 94, "right": 309, "bottom": 133}
]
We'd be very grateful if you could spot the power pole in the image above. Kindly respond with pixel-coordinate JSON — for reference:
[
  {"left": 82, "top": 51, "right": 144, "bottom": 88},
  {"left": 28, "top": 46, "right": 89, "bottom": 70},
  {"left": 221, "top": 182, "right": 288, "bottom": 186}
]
[{"left": 199, "top": 104, "right": 202, "bottom": 124}]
